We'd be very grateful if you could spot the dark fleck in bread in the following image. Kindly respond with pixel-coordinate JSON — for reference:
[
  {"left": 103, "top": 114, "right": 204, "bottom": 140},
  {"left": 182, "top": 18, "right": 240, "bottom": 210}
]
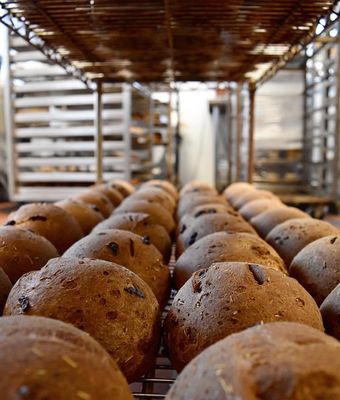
[
  {"left": 321, "top": 284, "right": 340, "bottom": 340},
  {"left": 176, "top": 212, "right": 256, "bottom": 257},
  {"left": 233, "top": 189, "right": 279, "bottom": 210},
  {"left": 250, "top": 206, "right": 311, "bottom": 238},
  {"left": 0, "top": 315, "right": 133, "bottom": 399},
  {"left": 4, "top": 257, "right": 160, "bottom": 383},
  {"left": 91, "top": 184, "right": 124, "bottom": 207},
  {"left": 165, "top": 262, "right": 324, "bottom": 371},
  {"left": 107, "top": 179, "right": 136, "bottom": 198},
  {"left": 92, "top": 212, "right": 172, "bottom": 262},
  {"left": 64, "top": 229, "right": 170, "bottom": 307},
  {"left": 165, "top": 322, "right": 340, "bottom": 400},
  {"left": 290, "top": 236, "right": 340, "bottom": 305},
  {"left": 5, "top": 203, "right": 83, "bottom": 254},
  {"left": 114, "top": 200, "right": 175, "bottom": 236},
  {"left": 174, "top": 231, "right": 286, "bottom": 289},
  {"left": 0, "top": 226, "right": 59, "bottom": 283},
  {"left": 55, "top": 198, "right": 104, "bottom": 235},
  {"left": 239, "top": 198, "right": 284, "bottom": 220},
  {"left": 0, "top": 269, "right": 12, "bottom": 314},
  {"left": 266, "top": 218, "right": 339, "bottom": 266},
  {"left": 141, "top": 180, "right": 178, "bottom": 201},
  {"left": 72, "top": 190, "right": 114, "bottom": 218},
  {"left": 179, "top": 181, "right": 218, "bottom": 197},
  {"left": 127, "top": 187, "right": 176, "bottom": 214},
  {"left": 177, "top": 194, "right": 228, "bottom": 220}
]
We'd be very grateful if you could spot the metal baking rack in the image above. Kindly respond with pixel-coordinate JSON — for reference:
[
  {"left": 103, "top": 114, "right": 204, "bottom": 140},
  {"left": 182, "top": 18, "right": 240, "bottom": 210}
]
[{"left": 131, "top": 252, "right": 177, "bottom": 399}]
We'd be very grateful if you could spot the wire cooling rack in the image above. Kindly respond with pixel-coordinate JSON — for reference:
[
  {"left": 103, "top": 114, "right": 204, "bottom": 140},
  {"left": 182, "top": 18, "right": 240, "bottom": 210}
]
[{"left": 131, "top": 253, "right": 178, "bottom": 399}]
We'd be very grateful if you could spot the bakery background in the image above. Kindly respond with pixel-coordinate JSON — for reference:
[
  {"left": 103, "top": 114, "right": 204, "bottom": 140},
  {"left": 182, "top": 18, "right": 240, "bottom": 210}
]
[{"left": 0, "top": 1, "right": 339, "bottom": 399}]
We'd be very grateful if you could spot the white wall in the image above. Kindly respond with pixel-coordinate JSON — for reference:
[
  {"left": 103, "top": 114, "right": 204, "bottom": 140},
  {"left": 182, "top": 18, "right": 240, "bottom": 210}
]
[
  {"left": 255, "top": 69, "right": 304, "bottom": 150},
  {"left": 178, "top": 89, "right": 215, "bottom": 185}
]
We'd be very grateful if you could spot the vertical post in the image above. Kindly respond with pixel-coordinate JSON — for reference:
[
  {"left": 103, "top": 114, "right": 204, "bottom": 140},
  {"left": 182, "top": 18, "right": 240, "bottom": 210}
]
[
  {"left": 227, "top": 93, "right": 233, "bottom": 185},
  {"left": 247, "top": 82, "right": 256, "bottom": 183},
  {"left": 236, "top": 83, "right": 242, "bottom": 181},
  {"left": 3, "top": 28, "right": 15, "bottom": 200},
  {"left": 94, "top": 80, "right": 103, "bottom": 183},
  {"left": 333, "top": 20, "right": 340, "bottom": 201},
  {"left": 123, "top": 83, "right": 132, "bottom": 181},
  {"left": 174, "top": 88, "right": 180, "bottom": 185},
  {"left": 166, "top": 88, "right": 174, "bottom": 182},
  {"left": 302, "top": 49, "right": 309, "bottom": 192}
]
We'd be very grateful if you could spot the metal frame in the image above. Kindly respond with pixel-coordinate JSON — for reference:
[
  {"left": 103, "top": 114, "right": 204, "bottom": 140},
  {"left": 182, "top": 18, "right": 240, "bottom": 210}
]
[
  {"left": 0, "top": 2, "right": 92, "bottom": 88},
  {"left": 304, "top": 17, "right": 340, "bottom": 199}
]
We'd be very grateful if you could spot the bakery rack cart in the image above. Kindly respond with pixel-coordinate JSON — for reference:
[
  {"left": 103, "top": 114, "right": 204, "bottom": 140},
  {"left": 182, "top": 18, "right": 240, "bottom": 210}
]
[{"left": 0, "top": 0, "right": 339, "bottom": 395}]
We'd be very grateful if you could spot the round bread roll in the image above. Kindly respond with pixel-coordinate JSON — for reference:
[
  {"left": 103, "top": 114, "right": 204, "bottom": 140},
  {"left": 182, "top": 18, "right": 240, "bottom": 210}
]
[
  {"left": 233, "top": 189, "right": 279, "bottom": 210},
  {"left": 180, "top": 181, "right": 218, "bottom": 197},
  {"left": 64, "top": 229, "right": 170, "bottom": 307},
  {"left": 176, "top": 212, "right": 256, "bottom": 257},
  {"left": 250, "top": 206, "right": 311, "bottom": 238},
  {"left": 4, "top": 257, "right": 160, "bottom": 383},
  {"left": 92, "top": 212, "right": 172, "bottom": 262},
  {"left": 0, "top": 268, "right": 12, "bottom": 314},
  {"left": 321, "top": 284, "right": 340, "bottom": 340},
  {"left": 114, "top": 200, "right": 175, "bottom": 235},
  {"left": 107, "top": 179, "right": 135, "bottom": 198},
  {"left": 239, "top": 198, "right": 284, "bottom": 221},
  {"left": 177, "top": 203, "right": 235, "bottom": 237},
  {"left": 91, "top": 184, "right": 124, "bottom": 207},
  {"left": 266, "top": 218, "right": 339, "bottom": 266},
  {"left": 5, "top": 203, "right": 83, "bottom": 254},
  {"left": 165, "top": 262, "right": 323, "bottom": 371},
  {"left": 128, "top": 187, "right": 175, "bottom": 214},
  {"left": 0, "top": 226, "right": 59, "bottom": 283},
  {"left": 141, "top": 179, "right": 178, "bottom": 201},
  {"left": 174, "top": 231, "right": 286, "bottom": 289},
  {"left": 0, "top": 315, "right": 132, "bottom": 399},
  {"left": 166, "top": 322, "right": 340, "bottom": 400},
  {"left": 177, "top": 194, "right": 228, "bottom": 220},
  {"left": 72, "top": 190, "right": 113, "bottom": 218},
  {"left": 55, "top": 198, "right": 104, "bottom": 235},
  {"left": 223, "top": 181, "right": 255, "bottom": 200},
  {"left": 290, "top": 235, "right": 340, "bottom": 305}
]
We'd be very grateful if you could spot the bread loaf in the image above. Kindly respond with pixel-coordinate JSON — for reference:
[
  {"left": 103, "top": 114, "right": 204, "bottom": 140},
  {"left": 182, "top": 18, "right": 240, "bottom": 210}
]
[{"left": 4, "top": 257, "right": 160, "bottom": 382}]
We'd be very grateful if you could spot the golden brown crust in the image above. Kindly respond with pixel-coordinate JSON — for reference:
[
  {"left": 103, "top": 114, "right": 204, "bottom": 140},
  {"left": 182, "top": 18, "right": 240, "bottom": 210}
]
[
  {"left": 266, "top": 218, "right": 339, "bottom": 266},
  {"left": 64, "top": 229, "right": 170, "bottom": 307},
  {"left": 72, "top": 190, "right": 114, "bottom": 218},
  {"left": 250, "top": 206, "right": 311, "bottom": 238},
  {"left": 233, "top": 189, "right": 279, "bottom": 210},
  {"left": 4, "top": 257, "right": 161, "bottom": 383},
  {"left": 321, "top": 284, "right": 340, "bottom": 340},
  {"left": 91, "top": 184, "right": 124, "bottom": 207},
  {"left": 107, "top": 179, "right": 136, "bottom": 198},
  {"left": 127, "top": 187, "right": 176, "bottom": 214},
  {"left": 141, "top": 180, "right": 178, "bottom": 201},
  {"left": 177, "top": 194, "right": 228, "bottom": 220},
  {"left": 222, "top": 181, "right": 255, "bottom": 200},
  {"left": 55, "top": 198, "right": 104, "bottom": 235},
  {"left": 179, "top": 181, "right": 218, "bottom": 197},
  {"left": 114, "top": 200, "right": 175, "bottom": 235},
  {"left": 0, "top": 315, "right": 133, "bottom": 400},
  {"left": 165, "top": 262, "right": 324, "bottom": 371},
  {"left": 176, "top": 212, "right": 256, "bottom": 257},
  {"left": 92, "top": 212, "right": 172, "bottom": 262},
  {"left": 174, "top": 231, "right": 286, "bottom": 289},
  {"left": 0, "top": 226, "right": 59, "bottom": 283},
  {"left": 5, "top": 203, "right": 83, "bottom": 254},
  {"left": 239, "top": 198, "right": 284, "bottom": 220},
  {"left": 0, "top": 268, "right": 12, "bottom": 314},
  {"left": 290, "top": 235, "right": 340, "bottom": 305},
  {"left": 166, "top": 322, "right": 340, "bottom": 400}
]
